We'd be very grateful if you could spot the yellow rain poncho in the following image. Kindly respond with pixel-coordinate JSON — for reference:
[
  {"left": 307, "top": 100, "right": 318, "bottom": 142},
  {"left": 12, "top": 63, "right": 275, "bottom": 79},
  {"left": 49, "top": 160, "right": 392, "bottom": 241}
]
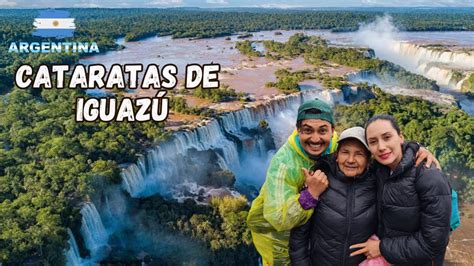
[{"left": 247, "top": 130, "right": 338, "bottom": 266}]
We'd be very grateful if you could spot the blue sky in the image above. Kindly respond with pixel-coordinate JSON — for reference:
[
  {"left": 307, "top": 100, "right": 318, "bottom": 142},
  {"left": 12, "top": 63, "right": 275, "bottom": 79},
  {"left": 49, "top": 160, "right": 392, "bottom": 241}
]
[{"left": 0, "top": 0, "right": 473, "bottom": 8}]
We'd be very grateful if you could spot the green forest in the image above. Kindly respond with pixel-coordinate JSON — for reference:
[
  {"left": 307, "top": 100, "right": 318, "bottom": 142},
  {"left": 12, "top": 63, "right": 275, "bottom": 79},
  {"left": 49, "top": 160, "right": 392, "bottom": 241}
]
[{"left": 0, "top": 8, "right": 473, "bottom": 264}]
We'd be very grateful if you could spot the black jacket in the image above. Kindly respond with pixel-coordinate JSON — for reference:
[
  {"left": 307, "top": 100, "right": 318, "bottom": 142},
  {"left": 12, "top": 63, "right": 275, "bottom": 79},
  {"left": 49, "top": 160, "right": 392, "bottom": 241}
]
[
  {"left": 289, "top": 154, "right": 377, "bottom": 266},
  {"left": 375, "top": 143, "right": 451, "bottom": 266}
]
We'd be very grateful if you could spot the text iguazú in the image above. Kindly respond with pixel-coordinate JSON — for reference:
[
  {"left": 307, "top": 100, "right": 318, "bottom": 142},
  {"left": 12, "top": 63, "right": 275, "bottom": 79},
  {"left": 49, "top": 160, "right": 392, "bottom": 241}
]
[{"left": 14, "top": 63, "right": 221, "bottom": 122}]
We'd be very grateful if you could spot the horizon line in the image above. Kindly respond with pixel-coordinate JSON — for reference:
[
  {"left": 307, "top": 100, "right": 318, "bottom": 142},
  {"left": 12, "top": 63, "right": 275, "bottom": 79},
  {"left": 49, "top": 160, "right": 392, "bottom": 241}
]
[{"left": 1, "top": 6, "right": 474, "bottom": 10}]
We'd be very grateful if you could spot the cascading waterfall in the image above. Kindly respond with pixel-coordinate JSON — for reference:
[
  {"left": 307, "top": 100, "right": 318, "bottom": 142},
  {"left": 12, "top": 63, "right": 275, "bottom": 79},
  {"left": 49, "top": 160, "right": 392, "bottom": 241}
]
[
  {"left": 389, "top": 42, "right": 474, "bottom": 92},
  {"left": 80, "top": 202, "right": 109, "bottom": 260},
  {"left": 121, "top": 119, "right": 241, "bottom": 197},
  {"left": 346, "top": 70, "right": 383, "bottom": 86},
  {"left": 417, "top": 63, "right": 455, "bottom": 88},
  {"left": 65, "top": 229, "right": 83, "bottom": 266},
  {"left": 120, "top": 89, "right": 344, "bottom": 198},
  {"left": 395, "top": 42, "right": 474, "bottom": 70},
  {"left": 354, "top": 17, "right": 473, "bottom": 93}
]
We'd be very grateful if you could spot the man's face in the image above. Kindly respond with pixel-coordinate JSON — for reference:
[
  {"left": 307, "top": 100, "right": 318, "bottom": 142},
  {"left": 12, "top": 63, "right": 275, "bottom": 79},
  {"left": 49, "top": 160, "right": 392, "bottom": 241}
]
[{"left": 297, "top": 119, "right": 333, "bottom": 157}]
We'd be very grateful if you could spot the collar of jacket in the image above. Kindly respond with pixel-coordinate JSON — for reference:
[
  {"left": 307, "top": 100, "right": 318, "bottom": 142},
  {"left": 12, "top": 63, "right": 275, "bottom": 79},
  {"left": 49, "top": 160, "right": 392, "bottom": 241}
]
[
  {"left": 288, "top": 129, "right": 338, "bottom": 162},
  {"left": 375, "top": 141, "right": 420, "bottom": 180},
  {"left": 313, "top": 154, "right": 371, "bottom": 182}
]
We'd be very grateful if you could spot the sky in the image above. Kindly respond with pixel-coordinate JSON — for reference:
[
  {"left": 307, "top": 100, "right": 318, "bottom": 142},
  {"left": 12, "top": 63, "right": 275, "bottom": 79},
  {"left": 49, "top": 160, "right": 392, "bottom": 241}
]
[{"left": 0, "top": 0, "right": 473, "bottom": 8}]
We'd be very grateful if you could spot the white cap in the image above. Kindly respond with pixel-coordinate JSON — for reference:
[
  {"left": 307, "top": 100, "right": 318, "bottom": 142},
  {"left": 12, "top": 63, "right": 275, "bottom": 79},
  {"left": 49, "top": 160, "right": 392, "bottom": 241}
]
[{"left": 337, "top": 126, "right": 369, "bottom": 150}]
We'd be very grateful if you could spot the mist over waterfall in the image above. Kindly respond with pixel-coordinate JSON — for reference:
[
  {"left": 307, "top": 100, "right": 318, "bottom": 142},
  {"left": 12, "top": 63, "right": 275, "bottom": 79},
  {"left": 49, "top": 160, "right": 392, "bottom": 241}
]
[{"left": 354, "top": 16, "right": 409, "bottom": 68}]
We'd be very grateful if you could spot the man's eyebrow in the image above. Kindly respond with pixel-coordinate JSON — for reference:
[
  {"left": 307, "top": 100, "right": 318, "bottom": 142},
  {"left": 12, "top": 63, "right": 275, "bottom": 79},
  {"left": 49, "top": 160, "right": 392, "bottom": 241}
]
[{"left": 318, "top": 125, "right": 328, "bottom": 129}]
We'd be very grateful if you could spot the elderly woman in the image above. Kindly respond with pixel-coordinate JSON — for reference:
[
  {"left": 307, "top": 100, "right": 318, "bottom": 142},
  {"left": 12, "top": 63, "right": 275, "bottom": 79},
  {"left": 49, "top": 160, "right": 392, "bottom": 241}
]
[{"left": 289, "top": 126, "right": 378, "bottom": 265}]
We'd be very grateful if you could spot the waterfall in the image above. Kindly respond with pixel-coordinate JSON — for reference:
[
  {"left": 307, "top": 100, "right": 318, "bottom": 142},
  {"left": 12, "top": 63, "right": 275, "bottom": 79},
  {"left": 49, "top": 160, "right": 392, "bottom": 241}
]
[
  {"left": 346, "top": 70, "right": 383, "bottom": 86},
  {"left": 392, "top": 42, "right": 474, "bottom": 92},
  {"left": 417, "top": 63, "right": 455, "bottom": 88},
  {"left": 120, "top": 89, "right": 342, "bottom": 198},
  {"left": 65, "top": 229, "right": 83, "bottom": 266},
  {"left": 396, "top": 42, "right": 474, "bottom": 70},
  {"left": 80, "top": 202, "right": 109, "bottom": 260},
  {"left": 121, "top": 119, "right": 240, "bottom": 197}
]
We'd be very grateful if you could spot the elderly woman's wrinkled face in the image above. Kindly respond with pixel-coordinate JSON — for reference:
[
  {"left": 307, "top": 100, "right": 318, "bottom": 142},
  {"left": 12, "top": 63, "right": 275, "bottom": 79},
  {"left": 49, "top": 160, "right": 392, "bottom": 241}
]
[{"left": 336, "top": 139, "right": 369, "bottom": 177}]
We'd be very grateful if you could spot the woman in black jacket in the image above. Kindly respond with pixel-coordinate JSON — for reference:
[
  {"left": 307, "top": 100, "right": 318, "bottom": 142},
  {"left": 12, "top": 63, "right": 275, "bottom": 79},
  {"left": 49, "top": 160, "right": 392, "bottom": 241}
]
[
  {"left": 350, "top": 114, "right": 451, "bottom": 266},
  {"left": 289, "top": 126, "right": 378, "bottom": 266}
]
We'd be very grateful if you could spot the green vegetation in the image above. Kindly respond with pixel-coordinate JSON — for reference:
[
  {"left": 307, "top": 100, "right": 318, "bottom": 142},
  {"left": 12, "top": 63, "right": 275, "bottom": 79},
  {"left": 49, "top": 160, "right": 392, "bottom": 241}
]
[
  {"left": 235, "top": 40, "right": 262, "bottom": 57},
  {"left": 461, "top": 73, "right": 474, "bottom": 93},
  {"left": 314, "top": 72, "right": 348, "bottom": 89},
  {"left": 0, "top": 88, "right": 168, "bottom": 263},
  {"left": 335, "top": 88, "right": 474, "bottom": 202},
  {"left": 135, "top": 194, "right": 258, "bottom": 265},
  {"left": 193, "top": 85, "right": 245, "bottom": 103},
  {"left": 265, "top": 68, "right": 308, "bottom": 93},
  {"left": 259, "top": 120, "right": 269, "bottom": 129},
  {"left": 451, "top": 71, "right": 464, "bottom": 84},
  {"left": 169, "top": 95, "right": 215, "bottom": 116}
]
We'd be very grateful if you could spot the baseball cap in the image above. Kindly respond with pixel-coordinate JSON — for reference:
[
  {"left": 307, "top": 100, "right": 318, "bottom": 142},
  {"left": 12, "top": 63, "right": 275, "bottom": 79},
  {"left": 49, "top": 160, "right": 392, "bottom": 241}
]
[
  {"left": 337, "top": 126, "right": 369, "bottom": 150},
  {"left": 297, "top": 98, "right": 334, "bottom": 125}
]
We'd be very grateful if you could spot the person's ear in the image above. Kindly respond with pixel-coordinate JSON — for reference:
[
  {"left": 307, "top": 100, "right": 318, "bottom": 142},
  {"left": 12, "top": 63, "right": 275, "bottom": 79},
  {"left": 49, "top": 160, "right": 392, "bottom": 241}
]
[{"left": 400, "top": 134, "right": 405, "bottom": 143}]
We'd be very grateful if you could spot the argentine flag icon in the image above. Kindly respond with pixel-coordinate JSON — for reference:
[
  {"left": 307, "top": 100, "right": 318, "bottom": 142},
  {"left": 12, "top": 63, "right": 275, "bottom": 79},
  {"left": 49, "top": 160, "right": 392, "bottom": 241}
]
[{"left": 33, "top": 9, "right": 75, "bottom": 39}]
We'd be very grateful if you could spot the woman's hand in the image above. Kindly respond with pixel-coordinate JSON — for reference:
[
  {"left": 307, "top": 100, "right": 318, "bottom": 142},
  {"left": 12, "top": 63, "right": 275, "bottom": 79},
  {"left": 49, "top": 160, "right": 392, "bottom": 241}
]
[
  {"left": 350, "top": 239, "right": 381, "bottom": 259},
  {"left": 416, "top": 147, "right": 441, "bottom": 170},
  {"left": 302, "top": 168, "right": 328, "bottom": 198}
]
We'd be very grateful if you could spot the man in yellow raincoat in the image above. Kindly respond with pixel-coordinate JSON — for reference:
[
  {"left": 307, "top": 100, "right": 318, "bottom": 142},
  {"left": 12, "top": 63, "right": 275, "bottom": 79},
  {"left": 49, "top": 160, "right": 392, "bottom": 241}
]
[{"left": 247, "top": 98, "right": 338, "bottom": 266}]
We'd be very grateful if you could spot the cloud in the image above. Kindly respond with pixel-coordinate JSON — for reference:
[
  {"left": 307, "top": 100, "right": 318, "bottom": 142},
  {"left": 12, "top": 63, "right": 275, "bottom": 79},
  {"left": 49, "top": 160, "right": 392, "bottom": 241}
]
[
  {"left": 0, "top": 0, "right": 17, "bottom": 7},
  {"left": 257, "top": 3, "right": 304, "bottom": 8},
  {"left": 150, "top": 0, "right": 183, "bottom": 6},
  {"left": 360, "top": 0, "right": 474, "bottom": 6},
  {"left": 73, "top": 3, "right": 101, "bottom": 8},
  {"left": 206, "top": 0, "right": 228, "bottom": 4}
]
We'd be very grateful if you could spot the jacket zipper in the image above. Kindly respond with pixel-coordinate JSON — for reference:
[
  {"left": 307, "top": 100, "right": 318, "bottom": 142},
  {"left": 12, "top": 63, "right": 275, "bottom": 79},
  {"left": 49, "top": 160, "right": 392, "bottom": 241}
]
[{"left": 342, "top": 181, "right": 355, "bottom": 265}]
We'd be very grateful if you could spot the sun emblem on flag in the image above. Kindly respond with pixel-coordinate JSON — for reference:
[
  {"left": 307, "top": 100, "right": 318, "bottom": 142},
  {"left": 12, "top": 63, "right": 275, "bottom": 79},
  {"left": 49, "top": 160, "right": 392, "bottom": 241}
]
[{"left": 32, "top": 9, "right": 76, "bottom": 39}]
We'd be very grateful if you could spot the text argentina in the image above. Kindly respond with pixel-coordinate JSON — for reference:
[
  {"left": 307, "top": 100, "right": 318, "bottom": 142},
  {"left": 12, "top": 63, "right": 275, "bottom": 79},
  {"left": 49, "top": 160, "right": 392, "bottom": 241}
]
[{"left": 8, "top": 42, "right": 99, "bottom": 53}]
